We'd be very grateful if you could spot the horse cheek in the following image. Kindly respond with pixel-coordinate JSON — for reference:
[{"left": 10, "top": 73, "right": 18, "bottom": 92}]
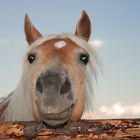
[
  {"left": 70, "top": 91, "right": 84, "bottom": 121},
  {"left": 70, "top": 75, "right": 85, "bottom": 121}
]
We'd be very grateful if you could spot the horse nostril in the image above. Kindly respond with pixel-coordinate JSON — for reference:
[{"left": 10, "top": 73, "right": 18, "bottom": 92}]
[
  {"left": 36, "top": 78, "right": 43, "bottom": 93},
  {"left": 60, "top": 78, "right": 71, "bottom": 95}
]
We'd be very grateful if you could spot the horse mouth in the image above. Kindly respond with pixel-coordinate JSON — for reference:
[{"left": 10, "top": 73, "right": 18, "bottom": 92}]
[{"left": 40, "top": 107, "right": 71, "bottom": 128}]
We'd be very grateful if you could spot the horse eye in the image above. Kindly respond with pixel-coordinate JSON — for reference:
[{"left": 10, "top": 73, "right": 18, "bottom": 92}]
[
  {"left": 80, "top": 53, "right": 89, "bottom": 65},
  {"left": 28, "top": 54, "right": 36, "bottom": 64}
]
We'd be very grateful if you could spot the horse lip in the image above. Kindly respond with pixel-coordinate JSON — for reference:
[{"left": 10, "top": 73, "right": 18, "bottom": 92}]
[
  {"left": 41, "top": 107, "right": 71, "bottom": 121},
  {"left": 40, "top": 107, "right": 71, "bottom": 127}
]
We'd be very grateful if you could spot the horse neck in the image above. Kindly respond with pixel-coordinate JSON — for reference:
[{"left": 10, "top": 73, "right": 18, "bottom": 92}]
[{"left": 1, "top": 71, "right": 35, "bottom": 121}]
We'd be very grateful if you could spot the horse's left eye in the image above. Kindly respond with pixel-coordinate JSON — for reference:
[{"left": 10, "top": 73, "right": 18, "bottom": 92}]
[
  {"left": 28, "top": 54, "right": 36, "bottom": 64},
  {"left": 80, "top": 53, "right": 89, "bottom": 65}
]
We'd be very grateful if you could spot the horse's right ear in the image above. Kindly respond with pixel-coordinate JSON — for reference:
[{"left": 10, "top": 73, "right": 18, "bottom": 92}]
[
  {"left": 75, "top": 10, "right": 91, "bottom": 41},
  {"left": 24, "top": 14, "right": 42, "bottom": 46}
]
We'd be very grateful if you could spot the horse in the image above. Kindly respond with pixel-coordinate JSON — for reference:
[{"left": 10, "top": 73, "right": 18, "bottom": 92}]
[{"left": 0, "top": 10, "right": 99, "bottom": 128}]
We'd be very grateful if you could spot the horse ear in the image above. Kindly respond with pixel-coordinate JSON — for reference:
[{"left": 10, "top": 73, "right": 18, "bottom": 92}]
[
  {"left": 24, "top": 14, "right": 42, "bottom": 45},
  {"left": 75, "top": 10, "right": 91, "bottom": 41}
]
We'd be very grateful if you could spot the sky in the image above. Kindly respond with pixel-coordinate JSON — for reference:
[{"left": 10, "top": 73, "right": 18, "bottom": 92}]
[{"left": 0, "top": 0, "right": 140, "bottom": 119}]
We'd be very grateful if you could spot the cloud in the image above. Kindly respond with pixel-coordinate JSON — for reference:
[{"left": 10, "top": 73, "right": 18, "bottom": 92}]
[
  {"left": 0, "top": 39, "right": 9, "bottom": 46},
  {"left": 89, "top": 39, "right": 105, "bottom": 48},
  {"left": 94, "top": 102, "right": 140, "bottom": 119}
]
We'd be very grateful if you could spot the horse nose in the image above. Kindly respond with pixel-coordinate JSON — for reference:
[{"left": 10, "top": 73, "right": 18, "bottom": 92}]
[
  {"left": 36, "top": 76, "right": 43, "bottom": 93},
  {"left": 36, "top": 70, "right": 74, "bottom": 116},
  {"left": 36, "top": 71, "right": 61, "bottom": 93},
  {"left": 60, "top": 78, "right": 71, "bottom": 95},
  {"left": 44, "top": 71, "right": 61, "bottom": 86},
  {"left": 36, "top": 71, "right": 71, "bottom": 95}
]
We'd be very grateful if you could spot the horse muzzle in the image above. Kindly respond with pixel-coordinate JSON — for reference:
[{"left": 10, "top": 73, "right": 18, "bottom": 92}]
[
  {"left": 35, "top": 70, "right": 74, "bottom": 128},
  {"left": 41, "top": 107, "right": 71, "bottom": 128}
]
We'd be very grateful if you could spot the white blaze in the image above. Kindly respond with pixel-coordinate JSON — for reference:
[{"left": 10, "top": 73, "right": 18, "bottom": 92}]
[{"left": 54, "top": 41, "right": 67, "bottom": 49}]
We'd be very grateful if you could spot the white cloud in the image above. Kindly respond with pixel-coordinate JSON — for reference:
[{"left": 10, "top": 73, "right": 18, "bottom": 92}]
[
  {"left": 89, "top": 39, "right": 105, "bottom": 48},
  {"left": 0, "top": 39, "right": 9, "bottom": 46},
  {"left": 94, "top": 102, "right": 140, "bottom": 119}
]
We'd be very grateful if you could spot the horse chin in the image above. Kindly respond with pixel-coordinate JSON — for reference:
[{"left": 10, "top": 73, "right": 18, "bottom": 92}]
[{"left": 40, "top": 108, "right": 71, "bottom": 128}]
